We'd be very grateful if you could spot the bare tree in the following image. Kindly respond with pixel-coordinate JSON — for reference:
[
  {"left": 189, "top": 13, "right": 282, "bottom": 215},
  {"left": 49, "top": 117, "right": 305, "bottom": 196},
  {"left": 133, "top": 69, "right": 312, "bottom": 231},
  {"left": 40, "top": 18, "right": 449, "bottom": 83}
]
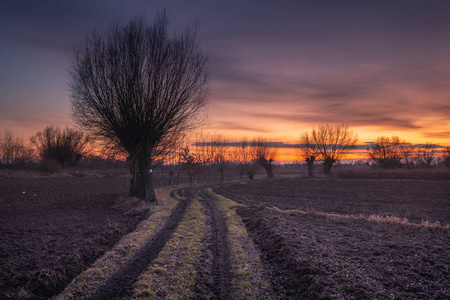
[
  {"left": 402, "top": 143, "right": 416, "bottom": 168},
  {"left": 165, "top": 143, "right": 184, "bottom": 186},
  {"left": 251, "top": 137, "right": 278, "bottom": 178},
  {"left": 69, "top": 13, "right": 209, "bottom": 201},
  {"left": 30, "top": 125, "right": 90, "bottom": 168},
  {"left": 417, "top": 143, "right": 437, "bottom": 167},
  {"left": 305, "top": 124, "right": 358, "bottom": 174},
  {"left": 180, "top": 146, "right": 202, "bottom": 184},
  {"left": 205, "top": 134, "right": 230, "bottom": 181},
  {"left": 296, "top": 132, "right": 316, "bottom": 177},
  {"left": 368, "top": 136, "right": 411, "bottom": 169},
  {"left": 234, "top": 140, "right": 258, "bottom": 180},
  {"left": 0, "top": 130, "right": 33, "bottom": 165},
  {"left": 442, "top": 146, "right": 450, "bottom": 169}
]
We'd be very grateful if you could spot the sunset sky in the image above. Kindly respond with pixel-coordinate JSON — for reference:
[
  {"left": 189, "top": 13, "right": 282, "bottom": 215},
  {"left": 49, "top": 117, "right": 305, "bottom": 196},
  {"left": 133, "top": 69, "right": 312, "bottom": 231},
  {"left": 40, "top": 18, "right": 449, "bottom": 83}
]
[{"left": 1, "top": 0, "right": 450, "bottom": 151}]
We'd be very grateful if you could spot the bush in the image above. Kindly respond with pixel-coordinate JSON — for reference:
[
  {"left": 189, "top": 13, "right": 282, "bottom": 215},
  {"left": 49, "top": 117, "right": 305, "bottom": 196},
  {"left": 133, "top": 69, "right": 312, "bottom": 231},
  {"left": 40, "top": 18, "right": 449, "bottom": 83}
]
[{"left": 30, "top": 126, "right": 90, "bottom": 168}]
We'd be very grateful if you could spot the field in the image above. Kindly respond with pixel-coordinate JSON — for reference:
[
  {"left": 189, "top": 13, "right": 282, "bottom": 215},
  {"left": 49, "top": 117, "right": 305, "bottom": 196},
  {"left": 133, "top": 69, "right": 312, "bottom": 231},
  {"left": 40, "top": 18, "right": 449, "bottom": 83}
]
[
  {"left": 1, "top": 169, "right": 449, "bottom": 299},
  {"left": 0, "top": 173, "right": 152, "bottom": 299},
  {"left": 215, "top": 178, "right": 450, "bottom": 299}
]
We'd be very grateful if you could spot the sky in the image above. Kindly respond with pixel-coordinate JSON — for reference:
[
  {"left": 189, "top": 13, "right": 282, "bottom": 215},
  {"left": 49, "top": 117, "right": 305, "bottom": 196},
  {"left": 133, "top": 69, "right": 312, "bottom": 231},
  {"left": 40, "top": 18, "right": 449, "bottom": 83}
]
[{"left": 1, "top": 0, "right": 450, "bottom": 149}]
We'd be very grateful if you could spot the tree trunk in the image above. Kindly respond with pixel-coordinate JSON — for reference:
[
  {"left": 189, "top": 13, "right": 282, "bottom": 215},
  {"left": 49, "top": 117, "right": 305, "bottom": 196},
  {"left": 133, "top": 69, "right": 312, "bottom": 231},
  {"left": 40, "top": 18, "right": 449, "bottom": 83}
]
[
  {"left": 306, "top": 156, "right": 315, "bottom": 178},
  {"left": 169, "top": 169, "right": 174, "bottom": 186},
  {"left": 323, "top": 158, "right": 335, "bottom": 175},
  {"left": 129, "top": 156, "right": 156, "bottom": 202},
  {"left": 264, "top": 163, "right": 274, "bottom": 178}
]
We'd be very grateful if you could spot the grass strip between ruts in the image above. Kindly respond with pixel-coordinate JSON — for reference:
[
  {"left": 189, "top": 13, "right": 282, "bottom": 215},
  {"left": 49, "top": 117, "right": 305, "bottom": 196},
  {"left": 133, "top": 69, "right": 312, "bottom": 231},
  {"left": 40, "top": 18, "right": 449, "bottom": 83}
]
[
  {"left": 131, "top": 198, "right": 206, "bottom": 299},
  {"left": 56, "top": 188, "right": 180, "bottom": 300},
  {"left": 205, "top": 188, "right": 274, "bottom": 299}
]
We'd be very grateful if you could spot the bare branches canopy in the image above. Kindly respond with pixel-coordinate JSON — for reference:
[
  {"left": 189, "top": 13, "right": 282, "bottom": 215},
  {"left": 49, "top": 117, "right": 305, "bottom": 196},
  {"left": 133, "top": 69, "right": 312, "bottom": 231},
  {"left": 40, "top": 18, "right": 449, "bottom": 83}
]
[
  {"left": 69, "top": 12, "right": 209, "bottom": 201},
  {"left": 0, "top": 130, "right": 33, "bottom": 166},
  {"left": 30, "top": 126, "right": 90, "bottom": 168},
  {"left": 251, "top": 137, "right": 278, "bottom": 177},
  {"left": 417, "top": 143, "right": 437, "bottom": 167},
  {"left": 301, "top": 124, "right": 358, "bottom": 174},
  {"left": 296, "top": 132, "right": 316, "bottom": 177},
  {"left": 368, "top": 136, "right": 413, "bottom": 169}
]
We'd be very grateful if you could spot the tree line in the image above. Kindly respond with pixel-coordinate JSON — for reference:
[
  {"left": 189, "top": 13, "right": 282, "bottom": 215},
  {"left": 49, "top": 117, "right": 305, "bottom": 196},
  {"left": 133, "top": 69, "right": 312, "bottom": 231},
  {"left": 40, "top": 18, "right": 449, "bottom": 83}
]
[
  {"left": 0, "top": 126, "right": 90, "bottom": 170},
  {"left": 2, "top": 124, "right": 449, "bottom": 177},
  {"left": 367, "top": 136, "right": 450, "bottom": 170}
]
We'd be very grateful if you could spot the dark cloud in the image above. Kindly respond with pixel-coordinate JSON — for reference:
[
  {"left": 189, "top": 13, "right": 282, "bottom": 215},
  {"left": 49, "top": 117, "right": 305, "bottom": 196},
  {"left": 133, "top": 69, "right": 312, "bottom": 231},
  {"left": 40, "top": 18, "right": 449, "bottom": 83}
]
[
  {"left": 422, "top": 132, "right": 450, "bottom": 139},
  {"left": 251, "top": 110, "right": 422, "bottom": 131},
  {"left": 211, "top": 121, "right": 271, "bottom": 134}
]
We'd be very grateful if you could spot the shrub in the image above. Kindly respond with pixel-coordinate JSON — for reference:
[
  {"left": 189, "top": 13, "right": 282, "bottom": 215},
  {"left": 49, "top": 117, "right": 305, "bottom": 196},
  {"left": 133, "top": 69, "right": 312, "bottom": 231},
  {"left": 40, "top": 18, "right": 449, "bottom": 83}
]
[{"left": 30, "top": 125, "right": 90, "bottom": 168}]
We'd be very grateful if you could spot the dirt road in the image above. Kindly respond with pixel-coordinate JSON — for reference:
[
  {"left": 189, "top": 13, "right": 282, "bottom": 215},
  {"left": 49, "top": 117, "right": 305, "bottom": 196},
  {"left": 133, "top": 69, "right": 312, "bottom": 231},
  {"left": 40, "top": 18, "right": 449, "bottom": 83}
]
[{"left": 56, "top": 186, "right": 241, "bottom": 299}]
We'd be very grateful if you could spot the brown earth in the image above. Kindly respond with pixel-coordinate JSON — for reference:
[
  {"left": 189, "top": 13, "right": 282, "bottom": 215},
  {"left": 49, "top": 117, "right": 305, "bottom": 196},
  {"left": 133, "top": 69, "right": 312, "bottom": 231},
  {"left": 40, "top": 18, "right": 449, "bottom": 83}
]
[
  {"left": 216, "top": 178, "right": 450, "bottom": 225},
  {"left": 2, "top": 171, "right": 449, "bottom": 299},
  {"left": 195, "top": 189, "right": 232, "bottom": 299},
  {"left": 0, "top": 175, "right": 150, "bottom": 300},
  {"left": 215, "top": 178, "right": 450, "bottom": 299}
]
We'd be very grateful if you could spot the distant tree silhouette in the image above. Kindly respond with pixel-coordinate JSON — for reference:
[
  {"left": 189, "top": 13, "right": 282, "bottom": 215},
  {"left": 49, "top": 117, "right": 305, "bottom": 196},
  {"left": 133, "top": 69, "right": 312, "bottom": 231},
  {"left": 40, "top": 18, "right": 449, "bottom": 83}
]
[
  {"left": 30, "top": 125, "right": 90, "bottom": 168},
  {"left": 234, "top": 140, "right": 258, "bottom": 180},
  {"left": 402, "top": 142, "right": 416, "bottom": 168},
  {"left": 164, "top": 141, "right": 184, "bottom": 186},
  {"left": 0, "top": 130, "right": 32, "bottom": 166},
  {"left": 180, "top": 146, "right": 202, "bottom": 184},
  {"left": 417, "top": 143, "right": 437, "bottom": 167},
  {"left": 69, "top": 12, "right": 209, "bottom": 201},
  {"left": 193, "top": 133, "right": 230, "bottom": 181},
  {"left": 304, "top": 124, "right": 358, "bottom": 174},
  {"left": 442, "top": 146, "right": 450, "bottom": 169},
  {"left": 368, "top": 136, "right": 411, "bottom": 169},
  {"left": 251, "top": 137, "right": 278, "bottom": 177},
  {"left": 296, "top": 132, "right": 316, "bottom": 177},
  {"left": 208, "top": 134, "right": 230, "bottom": 181}
]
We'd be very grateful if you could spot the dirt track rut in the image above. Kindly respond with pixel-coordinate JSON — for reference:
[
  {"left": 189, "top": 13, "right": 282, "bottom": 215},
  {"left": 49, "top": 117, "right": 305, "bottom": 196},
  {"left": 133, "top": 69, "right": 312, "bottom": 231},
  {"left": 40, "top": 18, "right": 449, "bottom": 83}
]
[
  {"left": 195, "top": 189, "right": 232, "bottom": 299},
  {"left": 79, "top": 187, "right": 234, "bottom": 299},
  {"left": 85, "top": 190, "right": 192, "bottom": 300}
]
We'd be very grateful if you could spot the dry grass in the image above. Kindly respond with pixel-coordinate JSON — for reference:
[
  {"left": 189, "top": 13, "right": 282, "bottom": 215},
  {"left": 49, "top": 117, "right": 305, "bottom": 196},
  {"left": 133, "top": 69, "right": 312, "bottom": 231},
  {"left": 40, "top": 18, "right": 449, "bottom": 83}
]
[
  {"left": 206, "top": 189, "right": 274, "bottom": 299},
  {"left": 56, "top": 188, "right": 179, "bottom": 299},
  {"left": 335, "top": 168, "right": 450, "bottom": 180},
  {"left": 269, "top": 206, "right": 450, "bottom": 231},
  {"left": 131, "top": 199, "right": 206, "bottom": 299}
]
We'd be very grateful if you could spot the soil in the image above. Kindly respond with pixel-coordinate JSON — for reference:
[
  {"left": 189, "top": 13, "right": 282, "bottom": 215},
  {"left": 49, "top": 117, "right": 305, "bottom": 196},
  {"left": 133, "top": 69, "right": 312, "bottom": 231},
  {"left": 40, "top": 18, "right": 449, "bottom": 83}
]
[
  {"left": 215, "top": 178, "right": 450, "bottom": 299},
  {"left": 3, "top": 172, "right": 449, "bottom": 299},
  {"left": 0, "top": 175, "right": 148, "bottom": 300},
  {"left": 0, "top": 169, "right": 236, "bottom": 300},
  {"left": 195, "top": 189, "right": 232, "bottom": 299},
  {"left": 215, "top": 178, "right": 450, "bottom": 225}
]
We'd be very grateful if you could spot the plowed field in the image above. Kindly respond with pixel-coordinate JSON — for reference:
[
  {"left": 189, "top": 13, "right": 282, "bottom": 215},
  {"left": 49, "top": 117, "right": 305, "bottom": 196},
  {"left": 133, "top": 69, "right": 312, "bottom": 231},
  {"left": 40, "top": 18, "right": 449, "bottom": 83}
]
[
  {"left": 0, "top": 176, "right": 148, "bottom": 299},
  {"left": 215, "top": 178, "right": 450, "bottom": 299}
]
